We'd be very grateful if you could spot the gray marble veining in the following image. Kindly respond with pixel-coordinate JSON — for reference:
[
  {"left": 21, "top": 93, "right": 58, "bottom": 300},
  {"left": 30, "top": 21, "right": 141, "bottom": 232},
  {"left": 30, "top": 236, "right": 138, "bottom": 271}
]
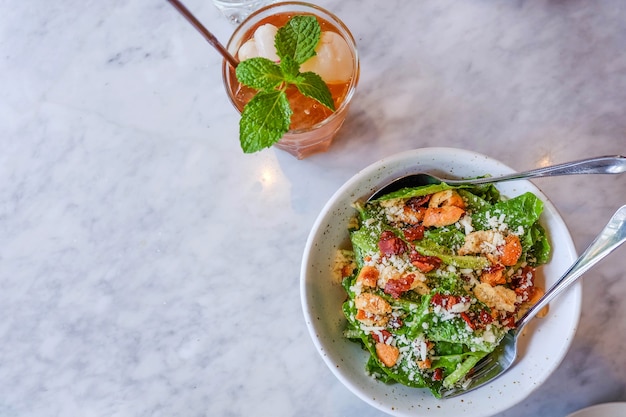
[{"left": 1, "top": 0, "right": 625, "bottom": 416}]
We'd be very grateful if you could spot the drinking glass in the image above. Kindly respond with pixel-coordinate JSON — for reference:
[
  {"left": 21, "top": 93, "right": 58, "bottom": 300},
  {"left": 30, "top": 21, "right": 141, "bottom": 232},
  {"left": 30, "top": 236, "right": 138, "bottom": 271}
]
[{"left": 222, "top": 2, "right": 360, "bottom": 159}]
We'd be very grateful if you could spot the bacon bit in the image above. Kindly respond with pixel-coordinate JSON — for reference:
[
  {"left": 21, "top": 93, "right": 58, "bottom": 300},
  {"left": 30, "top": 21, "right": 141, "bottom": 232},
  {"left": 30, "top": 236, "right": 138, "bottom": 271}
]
[
  {"left": 511, "top": 266, "right": 536, "bottom": 303},
  {"left": 510, "top": 266, "right": 536, "bottom": 288},
  {"left": 431, "top": 293, "right": 444, "bottom": 307},
  {"left": 460, "top": 312, "right": 476, "bottom": 330},
  {"left": 479, "top": 309, "right": 494, "bottom": 325},
  {"left": 406, "top": 195, "right": 431, "bottom": 210},
  {"left": 431, "top": 293, "right": 465, "bottom": 310},
  {"left": 446, "top": 295, "right": 460, "bottom": 309},
  {"left": 501, "top": 314, "right": 516, "bottom": 328},
  {"left": 379, "top": 230, "right": 396, "bottom": 241},
  {"left": 403, "top": 225, "right": 425, "bottom": 241},
  {"left": 371, "top": 329, "right": 393, "bottom": 344},
  {"left": 432, "top": 368, "right": 444, "bottom": 381},
  {"left": 410, "top": 250, "right": 442, "bottom": 273},
  {"left": 516, "top": 286, "right": 536, "bottom": 304},
  {"left": 378, "top": 231, "right": 407, "bottom": 256},
  {"left": 384, "top": 274, "right": 415, "bottom": 298}
]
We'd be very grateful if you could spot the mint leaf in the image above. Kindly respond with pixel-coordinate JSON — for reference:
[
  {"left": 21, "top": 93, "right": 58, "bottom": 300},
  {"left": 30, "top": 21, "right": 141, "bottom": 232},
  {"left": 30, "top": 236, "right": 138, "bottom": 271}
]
[
  {"left": 275, "top": 15, "right": 320, "bottom": 65},
  {"left": 236, "top": 57, "right": 284, "bottom": 91},
  {"left": 239, "top": 90, "right": 292, "bottom": 153},
  {"left": 280, "top": 56, "right": 300, "bottom": 83},
  {"left": 295, "top": 72, "right": 335, "bottom": 110}
]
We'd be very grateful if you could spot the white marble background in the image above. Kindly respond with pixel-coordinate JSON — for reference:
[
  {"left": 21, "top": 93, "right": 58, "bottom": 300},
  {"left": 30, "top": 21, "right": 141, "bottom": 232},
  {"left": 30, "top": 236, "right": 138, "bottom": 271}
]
[{"left": 2, "top": 0, "right": 625, "bottom": 416}]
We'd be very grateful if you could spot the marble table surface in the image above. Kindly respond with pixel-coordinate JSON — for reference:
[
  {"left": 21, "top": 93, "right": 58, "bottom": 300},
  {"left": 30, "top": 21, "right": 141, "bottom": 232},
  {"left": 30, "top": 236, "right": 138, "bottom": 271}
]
[{"left": 2, "top": 1, "right": 625, "bottom": 416}]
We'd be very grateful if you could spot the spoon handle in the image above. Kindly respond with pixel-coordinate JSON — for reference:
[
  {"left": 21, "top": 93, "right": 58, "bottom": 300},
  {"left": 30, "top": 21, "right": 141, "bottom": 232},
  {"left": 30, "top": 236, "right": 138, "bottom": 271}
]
[
  {"left": 516, "top": 205, "right": 626, "bottom": 331},
  {"left": 448, "top": 155, "right": 626, "bottom": 185}
]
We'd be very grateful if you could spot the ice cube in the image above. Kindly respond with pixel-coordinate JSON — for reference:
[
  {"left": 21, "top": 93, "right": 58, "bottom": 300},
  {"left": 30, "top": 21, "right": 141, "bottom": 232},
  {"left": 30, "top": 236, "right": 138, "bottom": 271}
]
[
  {"left": 237, "top": 38, "right": 258, "bottom": 61},
  {"left": 300, "top": 31, "right": 353, "bottom": 84},
  {"left": 254, "top": 24, "right": 279, "bottom": 61},
  {"left": 236, "top": 24, "right": 279, "bottom": 62}
]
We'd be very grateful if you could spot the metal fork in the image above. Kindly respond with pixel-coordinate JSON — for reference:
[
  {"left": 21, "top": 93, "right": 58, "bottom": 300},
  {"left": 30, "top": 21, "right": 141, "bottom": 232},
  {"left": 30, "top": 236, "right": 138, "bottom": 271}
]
[{"left": 440, "top": 205, "right": 626, "bottom": 398}]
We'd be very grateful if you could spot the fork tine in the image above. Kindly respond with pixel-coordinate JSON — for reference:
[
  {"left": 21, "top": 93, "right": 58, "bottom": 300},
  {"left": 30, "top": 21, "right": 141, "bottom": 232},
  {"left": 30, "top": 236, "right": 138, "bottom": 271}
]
[
  {"left": 468, "top": 355, "right": 497, "bottom": 374},
  {"left": 472, "top": 359, "right": 505, "bottom": 382},
  {"left": 439, "top": 332, "right": 517, "bottom": 398},
  {"left": 439, "top": 357, "right": 506, "bottom": 398}
]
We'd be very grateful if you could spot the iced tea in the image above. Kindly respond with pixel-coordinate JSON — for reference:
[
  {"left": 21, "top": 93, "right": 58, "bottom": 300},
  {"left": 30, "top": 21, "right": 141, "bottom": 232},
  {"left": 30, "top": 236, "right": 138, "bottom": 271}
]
[{"left": 222, "top": 2, "right": 359, "bottom": 159}]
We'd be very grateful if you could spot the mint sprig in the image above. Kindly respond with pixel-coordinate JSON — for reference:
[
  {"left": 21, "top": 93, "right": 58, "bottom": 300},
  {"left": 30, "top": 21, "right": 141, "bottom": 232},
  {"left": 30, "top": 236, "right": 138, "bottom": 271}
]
[
  {"left": 275, "top": 16, "right": 320, "bottom": 63},
  {"left": 235, "top": 15, "right": 336, "bottom": 154}
]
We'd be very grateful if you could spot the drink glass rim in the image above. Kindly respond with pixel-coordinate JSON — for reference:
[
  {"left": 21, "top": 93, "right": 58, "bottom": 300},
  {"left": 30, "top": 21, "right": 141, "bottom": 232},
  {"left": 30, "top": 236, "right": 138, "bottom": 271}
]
[{"left": 221, "top": 1, "right": 360, "bottom": 134}]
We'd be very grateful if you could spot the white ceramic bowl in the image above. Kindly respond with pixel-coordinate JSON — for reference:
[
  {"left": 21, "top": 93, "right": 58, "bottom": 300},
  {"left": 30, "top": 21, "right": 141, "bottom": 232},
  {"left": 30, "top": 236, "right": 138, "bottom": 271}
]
[
  {"left": 567, "top": 403, "right": 626, "bottom": 417},
  {"left": 301, "top": 148, "right": 581, "bottom": 417}
]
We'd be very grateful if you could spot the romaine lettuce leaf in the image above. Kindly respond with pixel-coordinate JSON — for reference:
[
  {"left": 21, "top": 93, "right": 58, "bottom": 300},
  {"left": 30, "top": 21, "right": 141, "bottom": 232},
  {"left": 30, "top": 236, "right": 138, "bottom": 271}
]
[
  {"left": 424, "top": 227, "right": 466, "bottom": 251},
  {"left": 472, "top": 191, "right": 543, "bottom": 232},
  {"left": 433, "top": 340, "right": 464, "bottom": 356},
  {"left": 440, "top": 352, "right": 487, "bottom": 388},
  {"left": 527, "top": 222, "right": 551, "bottom": 264},
  {"left": 414, "top": 240, "right": 491, "bottom": 270},
  {"left": 366, "top": 355, "right": 396, "bottom": 383},
  {"left": 373, "top": 183, "right": 454, "bottom": 201},
  {"left": 424, "top": 314, "right": 470, "bottom": 343},
  {"left": 350, "top": 227, "right": 379, "bottom": 267},
  {"left": 426, "top": 272, "right": 465, "bottom": 294},
  {"left": 457, "top": 185, "right": 500, "bottom": 211}
]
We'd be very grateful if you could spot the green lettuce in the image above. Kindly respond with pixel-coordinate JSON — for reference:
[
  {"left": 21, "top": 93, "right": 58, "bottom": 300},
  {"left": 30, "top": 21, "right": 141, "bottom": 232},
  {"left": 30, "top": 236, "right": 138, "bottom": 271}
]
[
  {"left": 341, "top": 182, "right": 551, "bottom": 398},
  {"left": 472, "top": 191, "right": 544, "bottom": 232},
  {"left": 414, "top": 240, "right": 491, "bottom": 270}
]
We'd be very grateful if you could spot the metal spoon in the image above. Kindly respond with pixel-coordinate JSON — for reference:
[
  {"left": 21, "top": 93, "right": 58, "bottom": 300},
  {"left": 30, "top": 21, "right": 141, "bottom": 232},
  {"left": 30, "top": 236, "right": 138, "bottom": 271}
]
[{"left": 368, "top": 155, "right": 626, "bottom": 201}]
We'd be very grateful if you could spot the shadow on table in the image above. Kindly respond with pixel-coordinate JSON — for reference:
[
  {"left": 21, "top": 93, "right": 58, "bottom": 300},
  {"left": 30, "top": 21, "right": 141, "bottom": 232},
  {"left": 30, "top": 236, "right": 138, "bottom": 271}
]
[{"left": 272, "top": 104, "right": 381, "bottom": 215}]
